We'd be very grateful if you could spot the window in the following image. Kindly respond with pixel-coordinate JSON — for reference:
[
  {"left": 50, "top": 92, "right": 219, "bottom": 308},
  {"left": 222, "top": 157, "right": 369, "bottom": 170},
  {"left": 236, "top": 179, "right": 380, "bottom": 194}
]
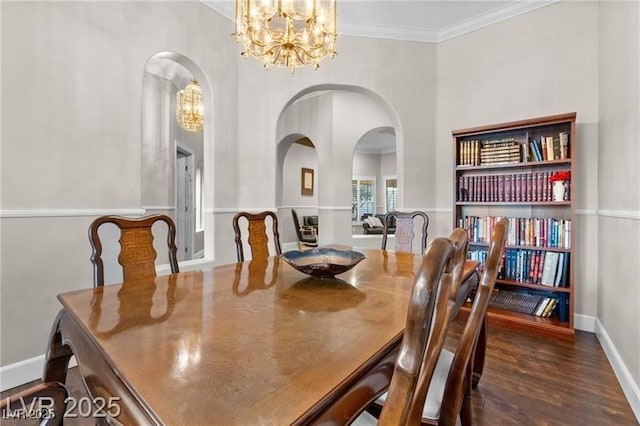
[
  {"left": 385, "top": 177, "right": 397, "bottom": 212},
  {"left": 352, "top": 177, "right": 376, "bottom": 221}
]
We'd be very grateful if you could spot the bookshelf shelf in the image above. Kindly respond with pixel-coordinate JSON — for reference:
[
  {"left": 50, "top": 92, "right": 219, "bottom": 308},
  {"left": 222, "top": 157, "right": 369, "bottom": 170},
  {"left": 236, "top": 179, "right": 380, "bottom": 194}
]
[
  {"left": 453, "top": 112, "right": 576, "bottom": 338},
  {"left": 456, "top": 201, "right": 571, "bottom": 206},
  {"left": 460, "top": 304, "right": 574, "bottom": 337},
  {"left": 456, "top": 158, "right": 571, "bottom": 172},
  {"left": 496, "top": 279, "right": 572, "bottom": 293},
  {"left": 469, "top": 242, "right": 571, "bottom": 253}
]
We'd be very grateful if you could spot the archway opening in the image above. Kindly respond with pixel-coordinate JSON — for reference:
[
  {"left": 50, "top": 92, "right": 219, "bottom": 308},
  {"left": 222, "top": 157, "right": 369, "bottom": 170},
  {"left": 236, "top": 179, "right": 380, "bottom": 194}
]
[
  {"left": 276, "top": 85, "right": 402, "bottom": 248},
  {"left": 352, "top": 127, "right": 397, "bottom": 236},
  {"left": 141, "top": 52, "right": 213, "bottom": 263},
  {"left": 277, "top": 134, "right": 319, "bottom": 249}
]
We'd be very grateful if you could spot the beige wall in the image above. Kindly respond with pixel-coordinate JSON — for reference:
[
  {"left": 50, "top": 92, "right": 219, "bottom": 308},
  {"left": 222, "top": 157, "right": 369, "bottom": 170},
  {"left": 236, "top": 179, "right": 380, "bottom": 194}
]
[
  {"left": 0, "top": 1, "right": 238, "bottom": 365},
  {"left": 597, "top": 0, "right": 640, "bottom": 396}
]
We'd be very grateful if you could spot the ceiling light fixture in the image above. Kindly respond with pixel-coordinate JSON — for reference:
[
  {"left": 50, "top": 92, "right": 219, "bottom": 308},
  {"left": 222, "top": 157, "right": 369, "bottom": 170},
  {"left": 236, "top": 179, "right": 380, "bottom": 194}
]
[
  {"left": 176, "top": 79, "right": 204, "bottom": 132},
  {"left": 233, "top": 0, "right": 338, "bottom": 73}
]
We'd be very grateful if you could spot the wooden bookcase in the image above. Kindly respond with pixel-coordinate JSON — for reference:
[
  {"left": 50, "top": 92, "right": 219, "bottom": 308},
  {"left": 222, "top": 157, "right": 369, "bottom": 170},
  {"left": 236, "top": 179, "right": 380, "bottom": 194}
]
[{"left": 453, "top": 112, "right": 576, "bottom": 338}]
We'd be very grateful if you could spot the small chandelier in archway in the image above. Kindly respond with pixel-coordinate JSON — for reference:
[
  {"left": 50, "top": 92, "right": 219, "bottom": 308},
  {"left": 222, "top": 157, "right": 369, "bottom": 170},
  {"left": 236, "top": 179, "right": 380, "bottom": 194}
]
[
  {"left": 233, "top": 0, "right": 338, "bottom": 72},
  {"left": 176, "top": 79, "right": 204, "bottom": 132}
]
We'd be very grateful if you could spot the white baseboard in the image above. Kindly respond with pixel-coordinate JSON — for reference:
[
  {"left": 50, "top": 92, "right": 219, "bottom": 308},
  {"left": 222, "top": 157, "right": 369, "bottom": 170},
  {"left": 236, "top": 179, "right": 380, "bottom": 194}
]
[
  {"left": 282, "top": 242, "right": 298, "bottom": 252},
  {"left": 595, "top": 319, "right": 640, "bottom": 422},
  {"left": 1, "top": 356, "right": 77, "bottom": 392},
  {"left": 0, "top": 355, "right": 44, "bottom": 391},
  {"left": 574, "top": 313, "right": 596, "bottom": 332}
]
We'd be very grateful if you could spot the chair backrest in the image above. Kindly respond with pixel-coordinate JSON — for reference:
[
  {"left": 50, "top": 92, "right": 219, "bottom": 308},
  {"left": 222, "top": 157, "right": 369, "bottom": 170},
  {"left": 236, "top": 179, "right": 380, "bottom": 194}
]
[
  {"left": 407, "top": 228, "right": 469, "bottom": 423},
  {"left": 232, "top": 211, "right": 282, "bottom": 262},
  {"left": 88, "top": 214, "right": 179, "bottom": 287},
  {"left": 378, "top": 232, "right": 468, "bottom": 425},
  {"left": 291, "top": 209, "right": 304, "bottom": 241},
  {"left": 381, "top": 211, "right": 429, "bottom": 254},
  {"left": 433, "top": 218, "right": 508, "bottom": 425}
]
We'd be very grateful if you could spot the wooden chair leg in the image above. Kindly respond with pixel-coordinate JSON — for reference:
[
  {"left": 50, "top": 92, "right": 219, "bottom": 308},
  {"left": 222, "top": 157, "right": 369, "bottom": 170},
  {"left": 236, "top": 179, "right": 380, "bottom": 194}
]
[
  {"left": 460, "top": 389, "right": 473, "bottom": 426},
  {"left": 472, "top": 315, "right": 487, "bottom": 388}
]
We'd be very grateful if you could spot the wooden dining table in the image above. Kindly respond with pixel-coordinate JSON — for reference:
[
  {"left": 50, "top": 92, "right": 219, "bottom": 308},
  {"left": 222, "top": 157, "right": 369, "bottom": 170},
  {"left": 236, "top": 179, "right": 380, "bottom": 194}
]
[{"left": 42, "top": 249, "right": 479, "bottom": 425}]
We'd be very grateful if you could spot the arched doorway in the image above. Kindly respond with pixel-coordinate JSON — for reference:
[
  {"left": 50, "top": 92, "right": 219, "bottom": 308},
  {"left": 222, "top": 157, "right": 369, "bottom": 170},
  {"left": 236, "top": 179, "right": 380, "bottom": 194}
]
[
  {"left": 141, "top": 52, "right": 214, "bottom": 262},
  {"left": 275, "top": 86, "right": 402, "bottom": 248}
]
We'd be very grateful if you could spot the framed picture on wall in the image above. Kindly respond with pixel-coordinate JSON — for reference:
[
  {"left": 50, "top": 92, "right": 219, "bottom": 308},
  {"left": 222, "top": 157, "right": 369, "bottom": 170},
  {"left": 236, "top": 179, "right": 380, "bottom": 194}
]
[{"left": 301, "top": 168, "right": 314, "bottom": 196}]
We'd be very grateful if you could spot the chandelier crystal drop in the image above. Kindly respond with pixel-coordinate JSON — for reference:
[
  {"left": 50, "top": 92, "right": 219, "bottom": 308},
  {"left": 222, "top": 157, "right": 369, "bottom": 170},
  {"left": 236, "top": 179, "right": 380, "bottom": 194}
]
[
  {"left": 233, "top": 0, "right": 338, "bottom": 72},
  {"left": 176, "top": 79, "right": 204, "bottom": 132}
]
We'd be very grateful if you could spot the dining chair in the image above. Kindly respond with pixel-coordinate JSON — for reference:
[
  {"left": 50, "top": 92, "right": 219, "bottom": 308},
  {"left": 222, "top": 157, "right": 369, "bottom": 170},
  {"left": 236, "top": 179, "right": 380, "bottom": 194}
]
[
  {"left": 291, "top": 209, "right": 318, "bottom": 250},
  {"left": 0, "top": 381, "right": 68, "bottom": 426},
  {"left": 88, "top": 214, "right": 179, "bottom": 287},
  {"left": 394, "top": 219, "right": 509, "bottom": 425},
  {"left": 381, "top": 211, "right": 429, "bottom": 254},
  {"left": 232, "top": 211, "right": 282, "bottom": 262},
  {"left": 311, "top": 235, "right": 465, "bottom": 425},
  {"left": 354, "top": 221, "right": 506, "bottom": 426}
]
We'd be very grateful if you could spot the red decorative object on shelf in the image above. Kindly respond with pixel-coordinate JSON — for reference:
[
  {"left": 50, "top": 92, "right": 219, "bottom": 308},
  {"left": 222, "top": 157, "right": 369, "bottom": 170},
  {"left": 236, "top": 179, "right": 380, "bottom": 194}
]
[{"left": 549, "top": 170, "right": 571, "bottom": 183}]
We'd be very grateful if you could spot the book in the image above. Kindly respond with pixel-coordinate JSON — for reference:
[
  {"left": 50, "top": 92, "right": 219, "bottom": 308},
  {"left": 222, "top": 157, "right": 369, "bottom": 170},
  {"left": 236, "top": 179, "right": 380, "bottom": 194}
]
[
  {"left": 546, "top": 136, "right": 555, "bottom": 160},
  {"left": 556, "top": 293, "right": 569, "bottom": 322},
  {"left": 552, "top": 136, "right": 561, "bottom": 160},
  {"left": 559, "top": 132, "right": 569, "bottom": 159},
  {"left": 489, "top": 290, "right": 543, "bottom": 315},
  {"left": 540, "top": 252, "right": 559, "bottom": 286},
  {"left": 531, "top": 138, "right": 543, "bottom": 161},
  {"left": 554, "top": 253, "right": 565, "bottom": 287},
  {"left": 544, "top": 298, "right": 557, "bottom": 317},
  {"left": 560, "top": 253, "right": 570, "bottom": 288}
]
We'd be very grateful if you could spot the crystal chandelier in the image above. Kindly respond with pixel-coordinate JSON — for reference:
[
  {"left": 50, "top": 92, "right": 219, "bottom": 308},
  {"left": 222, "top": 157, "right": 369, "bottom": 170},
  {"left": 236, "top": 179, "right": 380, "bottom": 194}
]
[
  {"left": 176, "top": 79, "right": 204, "bottom": 132},
  {"left": 234, "top": 0, "right": 338, "bottom": 71}
]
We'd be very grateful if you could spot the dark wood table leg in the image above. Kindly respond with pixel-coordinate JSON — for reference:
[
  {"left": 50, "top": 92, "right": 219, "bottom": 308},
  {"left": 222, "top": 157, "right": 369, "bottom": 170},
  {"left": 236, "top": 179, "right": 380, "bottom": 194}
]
[
  {"left": 471, "top": 315, "right": 487, "bottom": 388},
  {"left": 43, "top": 308, "right": 162, "bottom": 425},
  {"left": 43, "top": 310, "right": 74, "bottom": 388}
]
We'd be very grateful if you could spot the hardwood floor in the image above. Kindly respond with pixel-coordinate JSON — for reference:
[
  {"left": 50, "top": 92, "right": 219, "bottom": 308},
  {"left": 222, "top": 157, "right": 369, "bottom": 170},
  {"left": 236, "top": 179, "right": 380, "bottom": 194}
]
[
  {"left": 2, "top": 319, "right": 637, "bottom": 425},
  {"left": 451, "top": 319, "right": 638, "bottom": 425}
]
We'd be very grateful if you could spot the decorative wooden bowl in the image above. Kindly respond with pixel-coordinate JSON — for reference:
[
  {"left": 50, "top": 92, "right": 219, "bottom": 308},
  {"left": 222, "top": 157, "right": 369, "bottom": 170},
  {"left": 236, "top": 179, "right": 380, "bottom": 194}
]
[{"left": 281, "top": 248, "right": 366, "bottom": 278}]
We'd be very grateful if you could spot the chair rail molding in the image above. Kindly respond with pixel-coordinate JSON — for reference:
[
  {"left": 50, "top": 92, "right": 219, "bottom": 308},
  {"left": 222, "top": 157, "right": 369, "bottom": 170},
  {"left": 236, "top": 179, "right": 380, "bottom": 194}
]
[
  {"left": 213, "top": 208, "right": 277, "bottom": 214},
  {"left": 142, "top": 206, "right": 175, "bottom": 211},
  {"left": 596, "top": 209, "right": 640, "bottom": 221},
  {"left": 400, "top": 207, "right": 452, "bottom": 214},
  {"left": 0, "top": 208, "right": 146, "bottom": 218}
]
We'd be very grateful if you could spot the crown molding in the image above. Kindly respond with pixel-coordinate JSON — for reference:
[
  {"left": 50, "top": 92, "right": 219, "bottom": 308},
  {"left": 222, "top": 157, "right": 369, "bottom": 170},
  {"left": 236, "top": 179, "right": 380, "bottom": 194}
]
[
  {"left": 202, "top": 1, "right": 234, "bottom": 21},
  {"left": 201, "top": 0, "right": 559, "bottom": 44},
  {"left": 437, "top": 0, "right": 558, "bottom": 42},
  {"left": 339, "top": 22, "right": 440, "bottom": 43}
]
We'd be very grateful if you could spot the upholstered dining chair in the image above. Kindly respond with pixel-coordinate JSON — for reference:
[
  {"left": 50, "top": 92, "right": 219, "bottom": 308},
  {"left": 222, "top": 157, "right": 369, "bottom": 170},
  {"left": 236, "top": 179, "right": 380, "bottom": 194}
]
[
  {"left": 0, "top": 381, "right": 68, "bottom": 426},
  {"left": 232, "top": 211, "right": 282, "bottom": 262},
  {"left": 311, "top": 234, "right": 469, "bottom": 425},
  {"left": 88, "top": 214, "right": 179, "bottom": 287},
  {"left": 381, "top": 211, "right": 430, "bottom": 254},
  {"left": 360, "top": 219, "right": 508, "bottom": 426},
  {"left": 291, "top": 209, "right": 318, "bottom": 250}
]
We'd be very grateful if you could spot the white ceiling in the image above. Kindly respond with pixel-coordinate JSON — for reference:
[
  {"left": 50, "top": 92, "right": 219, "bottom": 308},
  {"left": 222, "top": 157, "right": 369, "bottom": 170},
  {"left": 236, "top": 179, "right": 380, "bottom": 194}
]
[{"left": 202, "top": 0, "right": 556, "bottom": 42}]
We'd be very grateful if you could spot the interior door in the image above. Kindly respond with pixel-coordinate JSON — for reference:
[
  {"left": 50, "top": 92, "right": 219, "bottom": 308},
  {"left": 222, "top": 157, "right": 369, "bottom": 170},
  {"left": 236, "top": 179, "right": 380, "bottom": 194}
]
[{"left": 176, "top": 148, "right": 194, "bottom": 261}]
